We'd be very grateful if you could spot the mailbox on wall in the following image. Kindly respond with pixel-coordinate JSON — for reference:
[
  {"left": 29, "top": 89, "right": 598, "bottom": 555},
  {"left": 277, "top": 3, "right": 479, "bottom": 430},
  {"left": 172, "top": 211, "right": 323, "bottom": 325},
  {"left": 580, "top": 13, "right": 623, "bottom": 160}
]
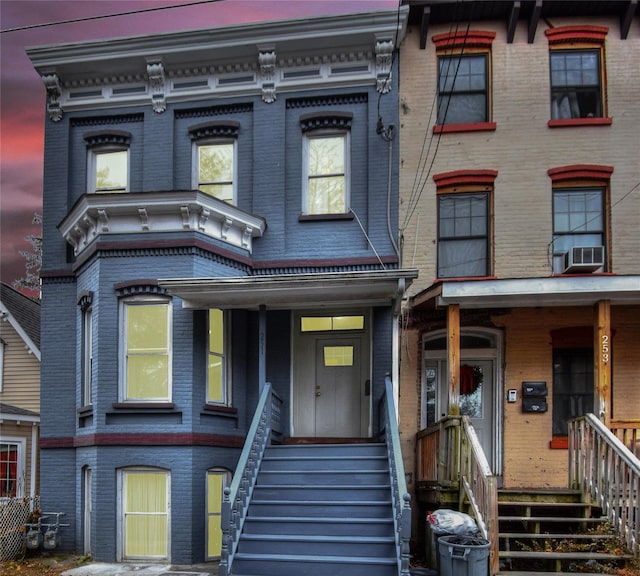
[{"left": 522, "top": 381, "right": 548, "bottom": 412}]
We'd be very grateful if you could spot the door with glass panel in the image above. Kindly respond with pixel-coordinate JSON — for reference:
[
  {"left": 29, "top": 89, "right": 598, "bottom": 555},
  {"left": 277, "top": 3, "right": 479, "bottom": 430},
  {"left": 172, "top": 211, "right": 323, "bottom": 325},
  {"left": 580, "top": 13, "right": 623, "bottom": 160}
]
[{"left": 120, "top": 468, "right": 170, "bottom": 561}]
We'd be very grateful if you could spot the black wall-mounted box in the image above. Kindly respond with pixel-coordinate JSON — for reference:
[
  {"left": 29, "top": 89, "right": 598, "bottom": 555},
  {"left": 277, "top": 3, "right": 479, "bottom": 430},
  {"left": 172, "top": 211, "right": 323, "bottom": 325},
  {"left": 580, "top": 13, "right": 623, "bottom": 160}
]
[
  {"left": 522, "top": 397, "right": 548, "bottom": 413},
  {"left": 522, "top": 381, "right": 548, "bottom": 397}
]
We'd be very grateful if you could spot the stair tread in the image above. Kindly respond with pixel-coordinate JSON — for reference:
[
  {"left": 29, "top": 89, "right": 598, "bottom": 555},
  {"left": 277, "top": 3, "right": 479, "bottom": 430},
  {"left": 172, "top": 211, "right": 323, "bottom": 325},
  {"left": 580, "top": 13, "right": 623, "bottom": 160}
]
[
  {"left": 252, "top": 499, "right": 392, "bottom": 505},
  {"left": 499, "top": 515, "right": 607, "bottom": 521},
  {"left": 499, "top": 532, "right": 616, "bottom": 539},
  {"left": 496, "top": 572, "right": 617, "bottom": 576},
  {"left": 264, "top": 455, "right": 387, "bottom": 460},
  {"left": 234, "top": 552, "right": 396, "bottom": 564},
  {"left": 499, "top": 501, "right": 593, "bottom": 507},
  {"left": 499, "top": 550, "right": 633, "bottom": 559},
  {"left": 254, "top": 484, "right": 391, "bottom": 488},
  {"left": 240, "top": 533, "right": 395, "bottom": 543},
  {"left": 245, "top": 515, "right": 392, "bottom": 523}
]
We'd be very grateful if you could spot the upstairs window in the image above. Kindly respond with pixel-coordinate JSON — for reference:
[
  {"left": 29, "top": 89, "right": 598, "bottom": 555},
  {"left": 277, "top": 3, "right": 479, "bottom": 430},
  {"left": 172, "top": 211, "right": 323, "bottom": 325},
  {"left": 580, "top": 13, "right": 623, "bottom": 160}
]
[
  {"left": 545, "top": 26, "right": 610, "bottom": 126},
  {"left": 300, "top": 112, "right": 352, "bottom": 216},
  {"left": 189, "top": 121, "right": 239, "bottom": 204},
  {"left": 548, "top": 165, "right": 612, "bottom": 274},
  {"left": 207, "top": 308, "right": 229, "bottom": 406},
  {"left": 432, "top": 31, "right": 496, "bottom": 133},
  {"left": 121, "top": 298, "right": 172, "bottom": 402},
  {"left": 434, "top": 170, "right": 497, "bottom": 278},
  {"left": 84, "top": 131, "right": 131, "bottom": 193}
]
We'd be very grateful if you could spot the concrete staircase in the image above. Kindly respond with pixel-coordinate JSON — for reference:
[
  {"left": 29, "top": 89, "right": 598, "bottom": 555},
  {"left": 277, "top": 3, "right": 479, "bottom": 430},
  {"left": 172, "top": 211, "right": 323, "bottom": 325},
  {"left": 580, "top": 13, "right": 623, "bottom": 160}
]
[
  {"left": 231, "top": 442, "right": 399, "bottom": 576},
  {"left": 496, "top": 489, "right": 633, "bottom": 575}
]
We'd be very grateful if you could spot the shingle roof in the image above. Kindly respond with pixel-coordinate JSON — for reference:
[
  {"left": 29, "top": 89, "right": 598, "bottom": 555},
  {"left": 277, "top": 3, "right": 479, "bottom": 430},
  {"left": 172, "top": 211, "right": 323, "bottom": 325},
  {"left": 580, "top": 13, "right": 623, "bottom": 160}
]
[
  {"left": 0, "top": 403, "right": 40, "bottom": 418},
  {"left": 0, "top": 282, "right": 40, "bottom": 349}
]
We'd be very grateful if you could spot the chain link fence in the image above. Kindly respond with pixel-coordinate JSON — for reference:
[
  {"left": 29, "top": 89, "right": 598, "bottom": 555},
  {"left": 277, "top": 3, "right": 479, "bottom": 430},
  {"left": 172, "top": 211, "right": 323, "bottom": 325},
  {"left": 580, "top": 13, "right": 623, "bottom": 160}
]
[{"left": 0, "top": 496, "right": 40, "bottom": 561}]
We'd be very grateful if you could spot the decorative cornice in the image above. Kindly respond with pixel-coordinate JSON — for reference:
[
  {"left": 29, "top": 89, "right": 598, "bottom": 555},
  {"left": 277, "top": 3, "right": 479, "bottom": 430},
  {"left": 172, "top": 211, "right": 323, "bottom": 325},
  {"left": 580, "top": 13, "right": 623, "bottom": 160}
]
[
  {"left": 77, "top": 290, "right": 93, "bottom": 311},
  {"left": 258, "top": 47, "right": 277, "bottom": 104},
  {"left": 375, "top": 39, "right": 394, "bottom": 94},
  {"left": 42, "top": 73, "right": 63, "bottom": 122},
  {"left": 114, "top": 280, "right": 167, "bottom": 297},
  {"left": 433, "top": 169, "right": 499, "bottom": 189},
  {"left": 188, "top": 121, "right": 240, "bottom": 140},
  {"left": 432, "top": 30, "right": 497, "bottom": 50},
  {"left": 147, "top": 60, "right": 167, "bottom": 113},
  {"left": 175, "top": 103, "right": 252, "bottom": 119},
  {"left": 545, "top": 25, "right": 609, "bottom": 46},
  {"left": 83, "top": 130, "right": 132, "bottom": 148},
  {"left": 547, "top": 164, "right": 614, "bottom": 183},
  {"left": 71, "top": 114, "right": 144, "bottom": 127},
  {"left": 286, "top": 93, "right": 368, "bottom": 109},
  {"left": 58, "top": 190, "right": 266, "bottom": 257},
  {"left": 299, "top": 112, "right": 353, "bottom": 133}
]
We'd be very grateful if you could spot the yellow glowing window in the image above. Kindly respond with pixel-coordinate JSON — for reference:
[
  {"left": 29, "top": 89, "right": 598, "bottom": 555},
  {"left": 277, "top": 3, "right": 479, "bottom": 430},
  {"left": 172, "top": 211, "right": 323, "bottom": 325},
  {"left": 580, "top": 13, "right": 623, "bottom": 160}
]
[
  {"left": 301, "top": 315, "right": 364, "bottom": 332},
  {"left": 125, "top": 303, "right": 170, "bottom": 400},
  {"left": 95, "top": 150, "right": 128, "bottom": 192},
  {"left": 206, "top": 469, "right": 230, "bottom": 559},
  {"left": 207, "top": 308, "right": 227, "bottom": 404},
  {"left": 324, "top": 346, "right": 354, "bottom": 367}
]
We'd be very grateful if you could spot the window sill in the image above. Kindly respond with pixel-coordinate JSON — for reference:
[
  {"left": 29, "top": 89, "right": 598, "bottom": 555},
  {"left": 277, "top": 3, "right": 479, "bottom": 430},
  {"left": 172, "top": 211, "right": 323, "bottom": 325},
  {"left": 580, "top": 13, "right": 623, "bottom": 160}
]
[
  {"left": 203, "top": 404, "right": 237, "bottom": 415},
  {"left": 111, "top": 402, "right": 175, "bottom": 411},
  {"left": 299, "top": 213, "right": 354, "bottom": 222},
  {"left": 549, "top": 436, "right": 568, "bottom": 449},
  {"left": 77, "top": 405, "right": 93, "bottom": 415},
  {"left": 433, "top": 122, "right": 497, "bottom": 134},
  {"left": 548, "top": 117, "right": 612, "bottom": 128}
]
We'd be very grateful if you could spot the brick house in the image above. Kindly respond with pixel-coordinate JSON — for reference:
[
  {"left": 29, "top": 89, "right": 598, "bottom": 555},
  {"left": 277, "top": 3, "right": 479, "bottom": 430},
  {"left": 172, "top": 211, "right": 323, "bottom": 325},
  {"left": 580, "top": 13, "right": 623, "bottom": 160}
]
[
  {"left": 27, "top": 8, "right": 417, "bottom": 572},
  {"left": 398, "top": 0, "right": 639, "bottom": 571}
]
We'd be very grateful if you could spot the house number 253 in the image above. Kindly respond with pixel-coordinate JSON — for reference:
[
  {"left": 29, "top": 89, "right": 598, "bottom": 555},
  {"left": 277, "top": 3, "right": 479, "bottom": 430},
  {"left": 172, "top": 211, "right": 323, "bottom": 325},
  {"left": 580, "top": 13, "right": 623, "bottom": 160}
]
[{"left": 601, "top": 334, "right": 610, "bottom": 364}]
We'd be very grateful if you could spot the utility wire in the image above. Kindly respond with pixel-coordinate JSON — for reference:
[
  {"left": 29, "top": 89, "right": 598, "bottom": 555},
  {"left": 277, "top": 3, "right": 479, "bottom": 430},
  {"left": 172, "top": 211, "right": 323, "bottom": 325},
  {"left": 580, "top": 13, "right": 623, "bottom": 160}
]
[{"left": 0, "top": 0, "right": 222, "bottom": 34}]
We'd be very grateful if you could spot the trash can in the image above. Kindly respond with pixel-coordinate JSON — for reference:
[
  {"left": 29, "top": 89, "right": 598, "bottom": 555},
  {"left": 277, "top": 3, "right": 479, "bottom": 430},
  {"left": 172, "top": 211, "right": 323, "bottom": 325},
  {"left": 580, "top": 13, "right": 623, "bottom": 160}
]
[
  {"left": 438, "top": 534, "right": 490, "bottom": 576},
  {"left": 426, "top": 509, "right": 478, "bottom": 572}
]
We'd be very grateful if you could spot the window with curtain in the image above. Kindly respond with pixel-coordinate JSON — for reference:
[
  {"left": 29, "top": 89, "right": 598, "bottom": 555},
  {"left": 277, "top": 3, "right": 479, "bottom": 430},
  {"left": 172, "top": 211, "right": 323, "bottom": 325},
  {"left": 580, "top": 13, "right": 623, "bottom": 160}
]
[
  {"left": 0, "top": 443, "right": 19, "bottom": 498},
  {"left": 438, "top": 192, "right": 489, "bottom": 278},
  {"left": 437, "top": 54, "right": 488, "bottom": 125},
  {"left": 82, "top": 306, "right": 93, "bottom": 406},
  {"left": 550, "top": 50, "right": 602, "bottom": 120},
  {"left": 122, "top": 299, "right": 171, "bottom": 401},
  {"left": 206, "top": 468, "right": 231, "bottom": 559},
  {"left": 207, "top": 308, "right": 228, "bottom": 405},
  {"left": 122, "top": 469, "right": 169, "bottom": 559},
  {"left": 552, "top": 187, "right": 604, "bottom": 273},
  {"left": 303, "top": 133, "right": 349, "bottom": 215}
]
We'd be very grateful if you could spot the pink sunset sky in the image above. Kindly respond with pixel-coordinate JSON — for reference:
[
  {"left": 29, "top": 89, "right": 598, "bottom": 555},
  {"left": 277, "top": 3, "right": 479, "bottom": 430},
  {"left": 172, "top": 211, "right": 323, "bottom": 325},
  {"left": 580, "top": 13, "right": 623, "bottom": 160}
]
[{"left": 0, "top": 0, "right": 397, "bottom": 290}]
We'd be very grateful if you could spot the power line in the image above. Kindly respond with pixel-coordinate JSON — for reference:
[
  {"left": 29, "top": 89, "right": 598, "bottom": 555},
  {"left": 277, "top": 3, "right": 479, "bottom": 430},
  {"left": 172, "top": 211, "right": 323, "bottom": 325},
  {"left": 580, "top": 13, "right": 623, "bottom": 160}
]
[{"left": 0, "top": 0, "right": 222, "bottom": 34}]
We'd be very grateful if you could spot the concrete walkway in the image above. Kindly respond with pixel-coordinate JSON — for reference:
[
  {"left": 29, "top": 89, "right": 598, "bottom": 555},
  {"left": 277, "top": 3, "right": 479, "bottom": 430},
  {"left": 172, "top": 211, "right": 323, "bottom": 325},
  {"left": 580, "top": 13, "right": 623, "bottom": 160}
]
[{"left": 61, "top": 562, "right": 218, "bottom": 575}]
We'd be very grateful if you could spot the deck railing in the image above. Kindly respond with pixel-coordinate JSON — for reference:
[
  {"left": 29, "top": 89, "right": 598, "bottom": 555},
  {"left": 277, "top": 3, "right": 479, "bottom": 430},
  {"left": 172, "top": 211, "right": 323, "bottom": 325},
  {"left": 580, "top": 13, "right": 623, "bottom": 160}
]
[
  {"left": 219, "top": 382, "right": 274, "bottom": 576},
  {"left": 610, "top": 419, "right": 640, "bottom": 458},
  {"left": 459, "top": 416, "right": 500, "bottom": 576},
  {"left": 380, "top": 375, "right": 412, "bottom": 576},
  {"left": 416, "top": 415, "right": 499, "bottom": 575},
  {"left": 569, "top": 413, "right": 640, "bottom": 555}
]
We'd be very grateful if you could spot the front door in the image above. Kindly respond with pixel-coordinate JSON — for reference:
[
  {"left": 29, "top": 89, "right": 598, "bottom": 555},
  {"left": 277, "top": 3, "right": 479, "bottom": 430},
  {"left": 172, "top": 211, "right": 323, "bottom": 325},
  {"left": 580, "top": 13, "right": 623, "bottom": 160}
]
[
  {"left": 293, "top": 313, "right": 370, "bottom": 438},
  {"left": 459, "top": 360, "right": 494, "bottom": 465}
]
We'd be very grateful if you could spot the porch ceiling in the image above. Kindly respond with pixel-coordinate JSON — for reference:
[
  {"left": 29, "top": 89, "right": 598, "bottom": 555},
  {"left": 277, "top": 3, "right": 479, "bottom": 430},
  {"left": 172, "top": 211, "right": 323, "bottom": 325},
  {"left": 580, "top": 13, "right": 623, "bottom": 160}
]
[
  {"left": 159, "top": 269, "right": 419, "bottom": 310},
  {"left": 412, "top": 275, "right": 640, "bottom": 309}
]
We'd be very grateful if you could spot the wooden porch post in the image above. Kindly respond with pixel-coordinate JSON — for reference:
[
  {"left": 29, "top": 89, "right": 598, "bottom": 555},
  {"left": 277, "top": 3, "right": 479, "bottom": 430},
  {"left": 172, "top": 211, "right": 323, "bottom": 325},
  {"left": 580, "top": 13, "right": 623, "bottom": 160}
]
[
  {"left": 594, "top": 300, "right": 611, "bottom": 426},
  {"left": 447, "top": 304, "right": 460, "bottom": 415},
  {"left": 259, "top": 304, "right": 266, "bottom": 394}
]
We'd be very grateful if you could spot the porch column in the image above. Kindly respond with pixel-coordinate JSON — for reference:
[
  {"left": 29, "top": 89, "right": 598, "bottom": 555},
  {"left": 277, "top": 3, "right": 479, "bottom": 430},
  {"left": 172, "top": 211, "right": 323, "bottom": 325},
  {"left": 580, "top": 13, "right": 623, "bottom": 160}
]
[
  {"left": 259, "top": 304, "right": 266, "bottom": 394},
  {"left": 594, "top": 300, "right": 611, "bottom": 426},
  {"left": 447, "top": 304, "right": 460, "bottom": 415}
]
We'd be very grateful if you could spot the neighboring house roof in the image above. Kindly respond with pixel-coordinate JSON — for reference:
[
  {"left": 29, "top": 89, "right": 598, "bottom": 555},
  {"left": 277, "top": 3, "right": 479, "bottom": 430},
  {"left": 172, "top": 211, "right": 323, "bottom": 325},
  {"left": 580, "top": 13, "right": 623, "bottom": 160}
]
[
  {"left": 0, "top": 402, "right": 40, "bottom": 421},
  {"left": 0, "top": 282, "right": 40, "bottom": 359}
]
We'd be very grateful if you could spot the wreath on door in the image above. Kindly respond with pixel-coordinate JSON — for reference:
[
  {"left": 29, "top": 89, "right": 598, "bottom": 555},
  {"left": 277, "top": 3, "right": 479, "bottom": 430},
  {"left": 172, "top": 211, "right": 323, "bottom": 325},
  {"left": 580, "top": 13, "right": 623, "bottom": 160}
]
[{"left": 460, "top": 364, "right": 483, "bottom": 396}]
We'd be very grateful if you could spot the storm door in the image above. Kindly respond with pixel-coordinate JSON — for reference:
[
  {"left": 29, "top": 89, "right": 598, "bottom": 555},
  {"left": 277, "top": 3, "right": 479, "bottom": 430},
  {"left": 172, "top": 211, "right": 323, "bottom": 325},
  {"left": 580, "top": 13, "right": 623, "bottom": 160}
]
[
  {"left": 293, "top": 313, "right": 370, "bottom": 438},
  {"left": 422, "top": 330, "right": 502, "bottom": 473}
]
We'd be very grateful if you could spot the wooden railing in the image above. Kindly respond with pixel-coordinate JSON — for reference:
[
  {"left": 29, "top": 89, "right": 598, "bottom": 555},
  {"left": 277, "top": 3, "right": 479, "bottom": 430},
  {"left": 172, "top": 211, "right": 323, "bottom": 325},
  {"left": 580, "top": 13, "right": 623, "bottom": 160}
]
[
  {"left": 416, "top": 415, "right": 499, "bottom": 575},
  {"left": 569, "top": 413, "right": 640, "bottom": 555},
  {"left": 380, "top": 375, "right": 412, "bottom": 576},
  {"left": 610, "top": 419, "right": 640, "bottom": 457},
  {"left": 219, "top": 382, "right": 274, "bottom": 576},
  {"left": 459, "top": 416, "right": 500, "bottom": 576}
]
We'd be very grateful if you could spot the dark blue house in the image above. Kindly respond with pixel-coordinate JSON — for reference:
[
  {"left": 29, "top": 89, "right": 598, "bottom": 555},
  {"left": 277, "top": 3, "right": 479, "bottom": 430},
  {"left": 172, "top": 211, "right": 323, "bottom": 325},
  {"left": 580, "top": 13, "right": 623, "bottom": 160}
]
[{"left": 28, "top": 8, "right": 415, "bottom": 574}]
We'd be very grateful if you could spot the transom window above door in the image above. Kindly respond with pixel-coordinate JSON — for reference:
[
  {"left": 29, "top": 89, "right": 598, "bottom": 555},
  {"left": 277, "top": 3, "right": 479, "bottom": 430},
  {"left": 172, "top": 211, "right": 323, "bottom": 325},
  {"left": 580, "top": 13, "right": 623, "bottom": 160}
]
[{"left": 300, "top": 315, "right": 364, "bottom": 332}]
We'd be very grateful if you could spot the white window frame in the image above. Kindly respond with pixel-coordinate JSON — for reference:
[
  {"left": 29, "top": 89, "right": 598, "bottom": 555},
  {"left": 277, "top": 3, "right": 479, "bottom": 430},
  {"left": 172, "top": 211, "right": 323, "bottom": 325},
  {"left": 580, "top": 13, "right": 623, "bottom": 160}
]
[
  {"left": 302, "top": 131, "right": 350, "bottom": 215},
  {"left": 88, "top": 146, "right": 129, "bottom": 193},
  {"left": 82, "top": 306, "right": 93, "bottom": 406},
  {"left": 192, "top": 139, "right": 237, "bottom": 204},
  {"left": 207, "top": 309, "right": 231, "bottom": 406},
  {"left": 0, "top": 437, "right": 26, "bottom": 499},
  {"left": 117, "top": 467, "right": 170, "bottom": 561},
  {"left": 206, "top": 468, "right": 231, "bottom": 559},
  {"left": 119, "top": 297, "right": 172, "bottom": 403}
]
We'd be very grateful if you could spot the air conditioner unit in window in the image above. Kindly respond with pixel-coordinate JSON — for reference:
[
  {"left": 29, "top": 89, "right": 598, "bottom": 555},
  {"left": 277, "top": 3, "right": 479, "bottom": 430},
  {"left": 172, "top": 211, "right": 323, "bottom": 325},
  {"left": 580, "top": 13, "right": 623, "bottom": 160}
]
[{"left": 563, "top": 246, "right": 605, "bottom": 273}]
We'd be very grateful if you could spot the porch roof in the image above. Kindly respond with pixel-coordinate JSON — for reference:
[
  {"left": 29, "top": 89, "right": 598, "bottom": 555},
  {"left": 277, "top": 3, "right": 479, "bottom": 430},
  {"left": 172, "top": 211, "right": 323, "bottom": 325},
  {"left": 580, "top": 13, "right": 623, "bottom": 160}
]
[
  {"left": 159, "top": 269, "right": 419, "bottom": 310},
  {"left": 412, "top": 275, "right": 640, "bottom": 309}
]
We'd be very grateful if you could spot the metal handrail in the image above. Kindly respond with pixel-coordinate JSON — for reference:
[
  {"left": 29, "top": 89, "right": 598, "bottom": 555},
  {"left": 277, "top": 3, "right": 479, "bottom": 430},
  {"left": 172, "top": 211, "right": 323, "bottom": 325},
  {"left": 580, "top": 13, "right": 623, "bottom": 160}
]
[
  {"left": 459, "top": 416, "right": 500, "bottom": 575},
  {"left": 381, "top": 374, "right": 412, "bottom": 576},
  {"left": 219, "top": 382, "right": 273, "bottom": 576},
  {"left": 569, "top": 413, "right": 640, "bottom": 555}
]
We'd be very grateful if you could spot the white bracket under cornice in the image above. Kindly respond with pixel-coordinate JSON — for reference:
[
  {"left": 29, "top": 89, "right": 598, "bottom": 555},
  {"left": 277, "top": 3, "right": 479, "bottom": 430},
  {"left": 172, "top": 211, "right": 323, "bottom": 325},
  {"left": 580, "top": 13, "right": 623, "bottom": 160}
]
[
  {"left": 58, "top": 190, "right": 266, "bottom": 257},
  {"left": 375, "top": 39, "right": 394, "bottom": 94},
  {"left": 146, "top": 59, "right": 167, "bottom": 113},
  {"left": 258, "top": 46, "right": 277, "bottom": 104},
  {"left": 42, "top": 73, "right": 63, "bottom": 122}
]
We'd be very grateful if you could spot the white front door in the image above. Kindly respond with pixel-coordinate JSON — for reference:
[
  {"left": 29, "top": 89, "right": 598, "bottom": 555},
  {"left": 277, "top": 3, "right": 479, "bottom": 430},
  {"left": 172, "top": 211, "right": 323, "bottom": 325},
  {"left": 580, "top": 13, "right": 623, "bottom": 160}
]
[
  {"left": 459, "top": 359, "right": 494, "bottom": 465},
  {"left": 293, "top": 313, "right": 370, "bottom": 438}
]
